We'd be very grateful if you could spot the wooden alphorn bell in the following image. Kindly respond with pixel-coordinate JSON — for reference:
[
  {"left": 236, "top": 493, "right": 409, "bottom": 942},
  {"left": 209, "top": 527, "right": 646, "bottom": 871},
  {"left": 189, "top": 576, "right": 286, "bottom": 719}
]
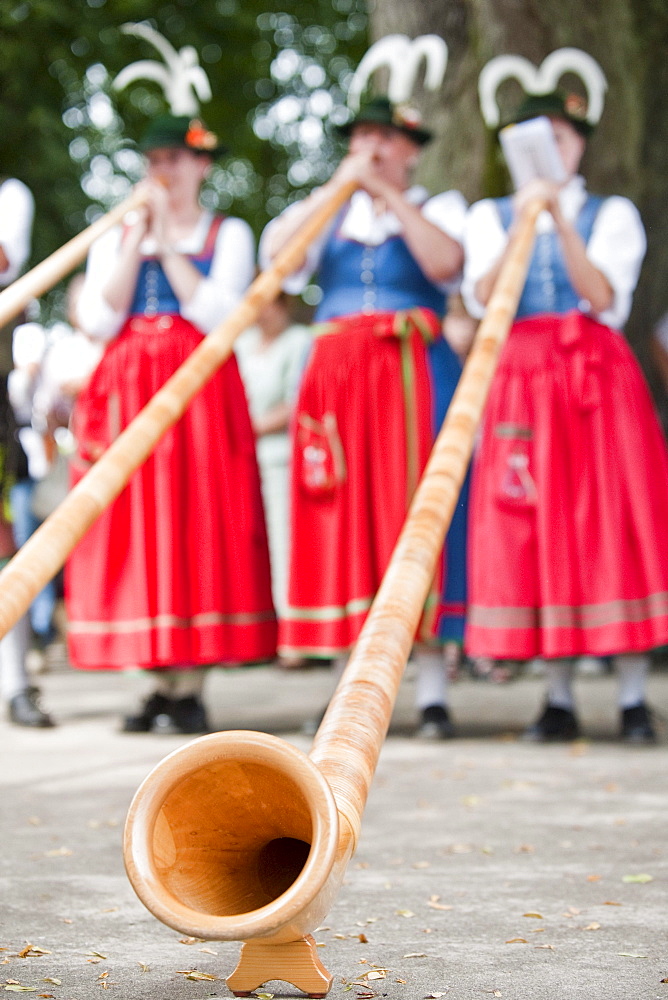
[
  {"left": 122, "top": 199, "right": 545, "bottom": 999},
  {"left": 0, "top": 178, "right": 358, "bottom": 642}
]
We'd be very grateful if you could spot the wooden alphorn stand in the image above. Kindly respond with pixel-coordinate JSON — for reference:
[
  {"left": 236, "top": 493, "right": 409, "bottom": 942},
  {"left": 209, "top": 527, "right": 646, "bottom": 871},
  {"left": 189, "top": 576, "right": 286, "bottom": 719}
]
[
  {"left": 0, "top": 178, "right": 358, "bottom": 641},
  {"left": 120, "top": 201, "right": 544, "bottom": 999}
]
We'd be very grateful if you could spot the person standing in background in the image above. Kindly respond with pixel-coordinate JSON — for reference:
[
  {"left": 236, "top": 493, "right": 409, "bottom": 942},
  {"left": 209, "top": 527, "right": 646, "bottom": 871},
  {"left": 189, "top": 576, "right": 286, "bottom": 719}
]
[
  {"left": 0, "top": 174, "right": 53, "bottom": 725},
  {"left": 262, "top": 96, "right": 468, "bottom": 737},
  {"left": 235, "top": 294, "right": 311, "bottom": 620},
  {"left": 67, "top": 113, "right": 276, "bottom": 734},
  {"left": 463, "top": 68, "right": 668, "bottom": 743}
]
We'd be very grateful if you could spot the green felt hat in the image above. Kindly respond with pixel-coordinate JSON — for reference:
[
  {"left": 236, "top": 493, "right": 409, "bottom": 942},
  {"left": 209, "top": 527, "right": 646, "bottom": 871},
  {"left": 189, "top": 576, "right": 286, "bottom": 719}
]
[
  {"left": 139, "top": 114, "right": 227, "bottom": 157},
  {"left": 505, "top": 89, "right": 594, "bottom": 137},
  {"left": 336, "top": 96, "right": 433, "bottom": 146}
]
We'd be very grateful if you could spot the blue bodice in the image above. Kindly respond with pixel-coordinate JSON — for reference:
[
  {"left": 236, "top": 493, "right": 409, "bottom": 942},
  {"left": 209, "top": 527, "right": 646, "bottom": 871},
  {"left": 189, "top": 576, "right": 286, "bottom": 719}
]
[
  {"left": 315, "top": 222, "right": 446, "bottom": 322},
  {"left": 129, "top": 216, "right": 222, "bottom": 317},
  {"left": 496, "top": 195, "right": 603, "bottom": 318}
]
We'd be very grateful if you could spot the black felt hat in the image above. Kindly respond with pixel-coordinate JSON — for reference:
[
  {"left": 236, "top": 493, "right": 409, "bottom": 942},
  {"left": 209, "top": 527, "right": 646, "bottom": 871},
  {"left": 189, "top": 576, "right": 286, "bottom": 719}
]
[{"left": 336, "top": 96, "right": 433, "bottom": 146}]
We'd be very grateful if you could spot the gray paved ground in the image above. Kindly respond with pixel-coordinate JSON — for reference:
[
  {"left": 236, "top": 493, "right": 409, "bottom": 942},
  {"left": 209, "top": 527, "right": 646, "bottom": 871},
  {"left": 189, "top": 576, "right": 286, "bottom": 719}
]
[{"left": 2, "top": 661, "right": 668, "bottom": 1000}]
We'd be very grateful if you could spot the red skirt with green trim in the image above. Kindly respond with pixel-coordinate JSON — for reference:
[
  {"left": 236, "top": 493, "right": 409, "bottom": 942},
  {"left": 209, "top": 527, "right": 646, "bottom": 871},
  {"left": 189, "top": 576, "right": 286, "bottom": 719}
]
[
  {"left": 278, "top": 308, "right": 466, "bottom": 658},
  {"left": 65, "top": 314, "right": 276, "bottom": 669},
  {"left": 466, "top": 311, "right": 668, "bottom": 659}
]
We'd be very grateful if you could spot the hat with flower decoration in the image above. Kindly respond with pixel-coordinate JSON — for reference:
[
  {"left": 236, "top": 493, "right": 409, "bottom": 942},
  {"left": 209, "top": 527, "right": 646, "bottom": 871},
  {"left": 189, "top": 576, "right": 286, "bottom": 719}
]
[
  {"left": 112, "top": 22, "right": 227, "bottom": 156},
  {"left": 506, "top": 89, "right": 594, "bottom": 137},
  {"left": 335, "top": 34, "right": 450, "bottom": 146},
  {"left": 335, "top": 95, "right": 433, "bottom": 145},
  {"left": 138, "top": 114, "right": 227, "bottom": 157},
  {"left": 478, "top": 48, "right": 607, "bottom": 138}
]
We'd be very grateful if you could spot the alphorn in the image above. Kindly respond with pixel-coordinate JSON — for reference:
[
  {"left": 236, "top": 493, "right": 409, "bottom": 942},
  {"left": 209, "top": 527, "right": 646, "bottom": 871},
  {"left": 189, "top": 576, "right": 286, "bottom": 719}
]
[
  {"left": 0, "top": 187, "right": 149, "bottom": 330},
  {"left": 122, "top": 199, "right": 545, "bottom": 999},
  {"left": 0, "top": 178, "right": 358, "bottom": 641}
]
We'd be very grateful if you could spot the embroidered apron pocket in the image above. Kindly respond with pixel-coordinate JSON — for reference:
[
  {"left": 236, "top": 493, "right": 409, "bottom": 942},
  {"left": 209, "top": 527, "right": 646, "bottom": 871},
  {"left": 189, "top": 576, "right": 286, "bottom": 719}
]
[
  {"left": 296, "top": 412, "right": 347, "bottom": 497},
  {"left": 492, "top": 423, "right": 537, "bottom": 510}
]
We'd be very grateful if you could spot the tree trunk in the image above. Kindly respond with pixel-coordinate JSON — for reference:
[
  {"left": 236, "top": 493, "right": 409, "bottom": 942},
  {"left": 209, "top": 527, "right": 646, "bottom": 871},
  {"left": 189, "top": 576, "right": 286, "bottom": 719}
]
[{"left": 369, "top": 0, "right": 668, "bottom": 405}]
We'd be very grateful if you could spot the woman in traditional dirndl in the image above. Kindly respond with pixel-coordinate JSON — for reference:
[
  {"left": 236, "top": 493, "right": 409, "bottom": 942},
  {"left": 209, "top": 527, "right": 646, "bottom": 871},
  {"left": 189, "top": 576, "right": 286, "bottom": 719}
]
[
  {"left": 66, "top": 114, "right": 276, "bottom": 733},
  {"left": 262, "top": 96, "right": 468, "bottom": 737},
  {"left": 463, "top": 85, "right": 668, "bottom": 742}
]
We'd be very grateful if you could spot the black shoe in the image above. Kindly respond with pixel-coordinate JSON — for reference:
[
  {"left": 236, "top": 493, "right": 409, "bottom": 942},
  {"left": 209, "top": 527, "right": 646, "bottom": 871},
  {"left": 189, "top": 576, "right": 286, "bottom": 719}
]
[
  {"left": 417, "top": 704, "right": 455, "bottom": 740},
  {"left": 167, "top": 695, "right": 209, "bottom": 735},
  {"left": 522, "top": 704, "right": 579, "bottom": 742},
  {"left": 9, "top": 688, "right": 55, "bottom": 728},
  {"left": 621, "top": 703, "right": 657, "bottom": 744},
  {"left": 121, "top": 693, "right": 174, "bottom": 733}
]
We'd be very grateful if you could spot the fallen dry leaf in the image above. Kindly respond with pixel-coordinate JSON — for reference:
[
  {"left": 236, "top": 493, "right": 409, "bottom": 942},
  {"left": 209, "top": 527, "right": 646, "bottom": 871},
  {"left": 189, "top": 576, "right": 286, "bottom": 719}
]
[
  {"left": 622, "top": 874, "right": 653, "bottom": 884},
  {"left": 5, "top": 988, "right": 37, "bottom": 993},
  {"left": 395, "top": 910, "right": 415, "bottom": 918},
  {"left": 41, "top": 981, "right": 60, "bottom": 987},
  {"left": 178, "top": 937, "right": 204, "bottom": 945},
  {"left": 86, "top": 952, "right": 107, "bottom": 961},
  {"left": 176, "top": 970, "right": 218, "bottom": 981},
  {"left": 505, "top": 938, "right": 528, "bottom": 944},
  {"left": 357, "top": 934, "right": 368, "bottom": 944},
  {"left": 587, "top": 875, "right": 602, "bottom": 882},
  {"left": 618, "top": 953, "right": 648, "bottom": 959},
  {"left": 403, "top": 953, "right": 428, "bottom": 959},
  {"left": 523, "top": 913, "right": 543, "bottom": 919},
  {"left": 427, "top": 901, "right": 453, "bottom": 911},
  {"left": 583, "top": 923, "right": 601, "bottom": 931},
  {"left": 44, "top": 848, "right": 73, "bottom": 858},
  {"left": 603, "top": 901, "right": 622, "bottom": 906}
]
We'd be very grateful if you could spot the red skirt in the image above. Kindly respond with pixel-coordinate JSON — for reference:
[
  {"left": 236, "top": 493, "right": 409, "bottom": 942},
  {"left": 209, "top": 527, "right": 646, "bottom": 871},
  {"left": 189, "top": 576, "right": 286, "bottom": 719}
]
[
  {"left": 278, "top": 309, "right": 446, "bottom": 657},
  {"left": 65, "top": 314, "right": 276, "bottom": 669},
  {"left": 466, "top": 311, "right": 668, "bottom": 659}
]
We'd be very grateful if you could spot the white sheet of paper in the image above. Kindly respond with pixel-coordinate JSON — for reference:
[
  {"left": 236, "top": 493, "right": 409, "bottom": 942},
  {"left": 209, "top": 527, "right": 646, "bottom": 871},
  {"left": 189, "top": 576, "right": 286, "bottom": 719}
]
[{"left": 499, "top": 116, "right": 567, "bottom": 189}]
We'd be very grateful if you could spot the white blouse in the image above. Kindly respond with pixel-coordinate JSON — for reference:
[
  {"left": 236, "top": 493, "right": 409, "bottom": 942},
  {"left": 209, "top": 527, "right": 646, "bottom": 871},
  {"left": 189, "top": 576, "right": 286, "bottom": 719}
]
[
  {"left": 462, "top": 176, "right": 646, "bottom": 330},
  {"left": 77, "top": 211, "right": 255, "bottom": 341},
  {"left": 0, "top": 179, "right": 34, "bottom": 287}
]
